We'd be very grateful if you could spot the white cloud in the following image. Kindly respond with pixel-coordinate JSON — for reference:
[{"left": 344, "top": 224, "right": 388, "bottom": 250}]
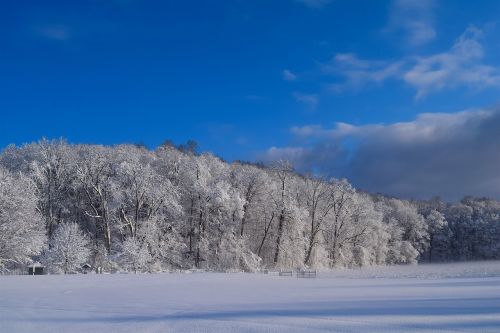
[
  {"left": 293, "top": 109, "right": 492, "bottom": 142},
  {"left": 324, "top": 53, "right": 404, "bottom": 92},
  {"left": 263, "top": 108, "right": 500, "bottom": 200},
  {"left": 266, "top": 146, "right": 306, "bottom": 161},
  {"left": 296, "top": 0, "right": 331, "bottom": 9},
  {"left": 404, "top": 26, "right": 500, "bottom": 98},
  {"left": 326, "top": 27, "right": 500, "bottom": 98},
  {"left": 283, "top": 69, "right": 297, "bottom": 81}
]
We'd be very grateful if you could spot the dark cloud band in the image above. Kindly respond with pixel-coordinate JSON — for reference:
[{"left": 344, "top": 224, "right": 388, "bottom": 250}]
[{"left": 263, "top": 108, "right": 500, "bottom": 201}]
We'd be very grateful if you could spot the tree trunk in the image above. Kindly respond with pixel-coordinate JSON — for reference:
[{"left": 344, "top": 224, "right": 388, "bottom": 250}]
[
  {"left": 304, "top": 213, "right": 316, "bottom": 265},
  {"left": 428, "top": 235, "right": 434, "bottom": 262},
  {"left": 273, "top": 210, "right": 285, "bottom": 265},
  {"left": 304, "top": 237, "right": 315, "bottom": 265},
  {"left": 240, "top": 203, "right": 248, "bottom": 237}
]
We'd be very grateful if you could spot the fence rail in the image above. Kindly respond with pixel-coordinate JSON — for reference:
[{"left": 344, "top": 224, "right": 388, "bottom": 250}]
[{"left": 296, "top": 270, "right": 317, "bottom": 278}]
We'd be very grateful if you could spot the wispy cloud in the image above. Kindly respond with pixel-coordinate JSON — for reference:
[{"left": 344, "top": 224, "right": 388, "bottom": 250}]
[
  {"left": 325, "top": 26, "right": 500, "bottom": 98},
  {"left": 290, "top": 124, "right": 325, "bottom": 137},
  {"left": 324, "top": 53, "right": 404, "bottom": 92},
  {"left": 296, "top": 0, "right": 331, "bottom": 9},
  {"left": 35, "top": 24, "right": 71, "bottom": 41},
  {"left": 262, "top": 108, "right": 500, "bottom": 200},
  {"left": 283, "top": 69, "right": 297, "bottom": 81},
  {"left": 386, "top": 0, "right": 436, "bottom": 47},
  {"left": 293, "top": 92, "right": 319, "bottom": 110},
  {"left": 404, "top": 26, "right": 500, "bottom": 98}
]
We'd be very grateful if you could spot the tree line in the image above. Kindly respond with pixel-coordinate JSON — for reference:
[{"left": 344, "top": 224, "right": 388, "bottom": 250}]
[{"left": 0, "top": 139, "right": 499, "bottom": 274}]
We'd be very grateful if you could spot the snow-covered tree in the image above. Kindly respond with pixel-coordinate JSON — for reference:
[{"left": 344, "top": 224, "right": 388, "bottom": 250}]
[
  {"left": 45, "top": 223, "right": 90, "bottom": 274},
  {"left": 29, "top": 139, "right": 75, "bottom": 237},
  {"left": 230, "top": 163, "right": 266, "bottom": 237},
  {"left": 0, "top": 167, "right": 46, "bottom": 270},
  {"left": 269, "top": 160, "right": 295, "bottom": 266},
  {"left": 74, "top": 145, "right": 116, "bottom": 252},
  {"left": 114, "top": 147, "right": 181, "bottom": 239},
  {"left": 322, "top": 179, "right": 357, "bottom": 267},
  {"left": 118, "top": 237, "right": 152, "bottom": 273},
  {"left": 2, "top": 140, "right": 500, "bottom": 273},
  {"left": 423, "top": 209, "right": 448, "bottom": 262},
  {"left": 301, "top": 176, "right": 336, "bottom": 266},
  {"left": 376, "top": 198, "right": 428, "bottom": 264}
]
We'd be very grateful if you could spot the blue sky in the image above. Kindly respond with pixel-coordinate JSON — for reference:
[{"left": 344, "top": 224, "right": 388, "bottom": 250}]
[{"left": 2, "top": 0, "right": 500, "bottom": 199}]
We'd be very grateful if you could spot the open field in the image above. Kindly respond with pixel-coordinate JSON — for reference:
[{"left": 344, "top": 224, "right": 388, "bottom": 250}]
[{"left": 1, "top": 262, "right": 500, "bottom": 332}]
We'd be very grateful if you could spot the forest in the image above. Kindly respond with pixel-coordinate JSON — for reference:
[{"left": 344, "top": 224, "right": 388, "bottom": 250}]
[{"left": 1, "top": 139, "right": 499, "bottom": 274}]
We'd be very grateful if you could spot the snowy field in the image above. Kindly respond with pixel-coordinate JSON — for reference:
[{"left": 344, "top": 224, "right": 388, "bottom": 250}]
[{"left": 1, "top": 262, "right": 500, "bottom": 333}]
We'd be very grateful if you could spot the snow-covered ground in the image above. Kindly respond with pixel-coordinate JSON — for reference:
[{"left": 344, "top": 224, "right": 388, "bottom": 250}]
[{"left": 1, "top": 262, "right": 500, "bottom": 333}]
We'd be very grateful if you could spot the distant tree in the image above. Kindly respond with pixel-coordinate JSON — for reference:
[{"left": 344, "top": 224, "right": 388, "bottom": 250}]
[
  {"left": 133, "top": 142, "right": 148, "bottom": 150},
  {"left": 160, "top": 139, "right": 175, "bottom": 148},
  {"left": 424, "top": 210, "right": 447, "bottom": 262},
  {"left": 178, "top": 139, "right": 198, "bottom": 155}
]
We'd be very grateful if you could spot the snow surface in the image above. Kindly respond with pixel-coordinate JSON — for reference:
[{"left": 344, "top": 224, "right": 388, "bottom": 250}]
[{"left": 1, "top": 262, "right": 500, "bottom": 332}]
